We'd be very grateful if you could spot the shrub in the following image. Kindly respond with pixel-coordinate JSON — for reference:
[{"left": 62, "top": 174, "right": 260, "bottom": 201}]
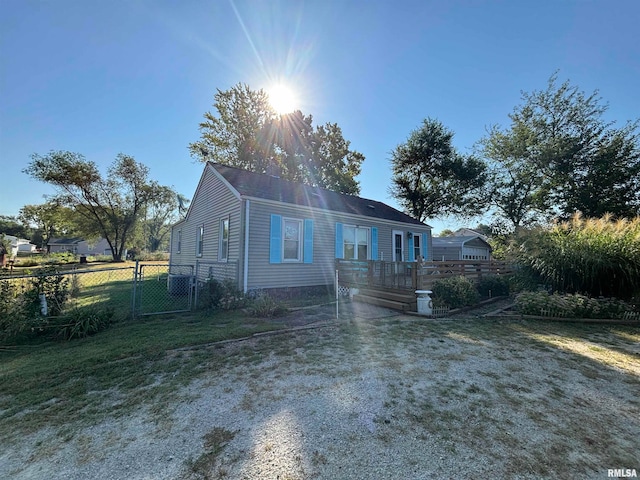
[
  {"left": 198, "top": 278, "right": 247, "bottom": 311},
  {"left": 0, "top": 268, "right": 71, "bottom": 342},
  {"left": 476, "top": 275, "right": 510, "bottom": 298},
  {"left": 248, "top": 294, "right": 288, "bottom": 318},
  {"left": 432, "top": 276, "right": 480, "bottom": 309},
  {"left": 54, "top": 307, "right": 115, "bottom": 340},
  {"left": 515, "top": 291, "right": 635, "bottom": 319}
]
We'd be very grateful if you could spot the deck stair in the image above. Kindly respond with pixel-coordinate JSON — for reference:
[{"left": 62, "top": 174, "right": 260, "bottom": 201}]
[{"left": 352, "top": 287, "right": 417, "bottom": 312}]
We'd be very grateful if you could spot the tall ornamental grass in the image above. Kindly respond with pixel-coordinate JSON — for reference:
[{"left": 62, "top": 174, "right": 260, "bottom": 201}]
[{"left": 517, "top": 214, "right": 640, "bottom": 300}]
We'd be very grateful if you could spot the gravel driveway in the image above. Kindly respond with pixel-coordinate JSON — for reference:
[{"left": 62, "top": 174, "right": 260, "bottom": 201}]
[{"left": 2, "top": 302, "right": 639, "bottom": 479}]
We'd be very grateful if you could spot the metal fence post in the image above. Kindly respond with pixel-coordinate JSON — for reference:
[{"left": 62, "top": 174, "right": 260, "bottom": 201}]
[
  {"left": 194, "top": 260, "right": 199, "bottom": 310},
  {"left": 131, "top": 260, "right": 139, "bottom": 318}
]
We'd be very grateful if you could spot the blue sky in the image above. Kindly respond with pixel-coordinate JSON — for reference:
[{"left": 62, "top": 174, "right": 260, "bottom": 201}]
[{"left": 1, "top": 0, "right": 639, "bottom": 234}]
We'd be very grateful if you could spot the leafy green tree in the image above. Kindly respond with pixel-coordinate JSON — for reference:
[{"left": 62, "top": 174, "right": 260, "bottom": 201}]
[
  {"left": 389, "top": 118, "right": 487, "bottom": 222},
  {"left": 481, "top": 73, "right": 640, "bottom": 231},
  {"left": 189, "top": 83, "right": 363, "bottom": 195},
  {"left": 480, "top": 122, "right": 549, "bottom": 230},
  {"left": 0, "top": 215, "right": 31, "bottom": 239},
  {"left": 142, "top": 186, "right": 181, "bottom": 252},
  {"left": 190, "top": 83, "right": 274, "bottom": 172},
  {"left": 18, "top": 202, "right": 79, "bottom": 249},
  {"left": 24, "top": 151, "right": 166, "bottom": 261}
]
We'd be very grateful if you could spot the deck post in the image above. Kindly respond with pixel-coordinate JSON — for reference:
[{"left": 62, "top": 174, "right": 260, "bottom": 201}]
[{"left": 411, "top": 261, "right": 418, "bottom": 290}]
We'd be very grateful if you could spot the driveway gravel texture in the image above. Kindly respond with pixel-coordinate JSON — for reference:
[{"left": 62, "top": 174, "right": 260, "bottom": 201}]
[{"left": 2, "top": 301, "right": 639, "bottom": 479}]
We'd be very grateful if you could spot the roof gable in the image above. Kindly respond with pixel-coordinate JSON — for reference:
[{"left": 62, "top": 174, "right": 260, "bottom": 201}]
[
  {"left": 210, "top": 162, "right": 428, "bottom": 227},
  {"left": 432, "top": 236, "right": 492, "bottom": 249}
]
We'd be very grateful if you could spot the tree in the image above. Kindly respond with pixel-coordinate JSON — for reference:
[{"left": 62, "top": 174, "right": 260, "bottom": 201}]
[
  {"left": 0, "top": 215, "right": 31, "bottom": 239},
  {"left": 481, "top": 73, "right": 640, "bottom": 231},
  {"left": 189, "top": 83, "right": 364, "bottom": 195},
  {"left": 389, "top": 118, "right": 487, "bottom": 222},
  {"left": 24, "top": 151, "right": 166, "bottom": 261},
  {"left": 142, "top": 186, "right": 181, "bottom": 252},
  {"left": 480, "top": 122, "right": 549, "bottom": 231},
  {"left": 18, "top": 202, "right": 79, "bottom": 249}
]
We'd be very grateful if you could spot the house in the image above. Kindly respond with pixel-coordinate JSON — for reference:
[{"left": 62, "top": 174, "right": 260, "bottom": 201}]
[
  {"left": 3, "top": 235, "right": 37, "bottom": 256},
  {"left": 432, "top": 235, "right": 492, "bottom": 261},
  {"left": 454, "top": 227, "right": 489, "bottom": 242},
  {"left": 47, "top": 237, "right": 113, "bottom": 256},
  {"left": 170, "top": 162, "right": 432, "bottom": 293}
]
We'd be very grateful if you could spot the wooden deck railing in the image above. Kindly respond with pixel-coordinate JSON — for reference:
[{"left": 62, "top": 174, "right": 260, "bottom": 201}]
[{"left": 336, "top": 259, "right": 514, "bottom": 291}]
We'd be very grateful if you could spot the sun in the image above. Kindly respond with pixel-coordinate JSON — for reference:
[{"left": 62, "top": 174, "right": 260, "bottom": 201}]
[{"left": 267, "top": 84, "right": 298, "bottom": 114}]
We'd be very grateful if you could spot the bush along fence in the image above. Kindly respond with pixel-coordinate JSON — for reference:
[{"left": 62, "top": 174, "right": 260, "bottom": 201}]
[
  {"left": 0, "top": 265, "right": 134, "bottom": 343},
  {"left": 514, "top": 291, "right": 640, "bottom": 323}
]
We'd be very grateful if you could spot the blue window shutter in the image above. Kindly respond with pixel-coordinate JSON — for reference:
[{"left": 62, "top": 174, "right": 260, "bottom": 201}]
[
  {"left": 408, "top": 235, "right": 415, "bottom": 262},
  {"left": 270, "top": 214, "right": 282, "bottom": 263},
  {"left": 304, "top": 219, "right": 313, "bottom": 264},
  {"left": 422, "top": 233, "right": 428, "bottom": 260},
  {"left": 371, "top": 227, "right": 378, "bottom": 260},
  {"left": 335, "top": 223, "right": 343, "bottom": 259}
]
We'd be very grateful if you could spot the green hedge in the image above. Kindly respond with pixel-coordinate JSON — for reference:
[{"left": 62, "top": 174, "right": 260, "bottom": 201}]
[{"left": 515, "top": 291, "right": 635, "bottom": 319}]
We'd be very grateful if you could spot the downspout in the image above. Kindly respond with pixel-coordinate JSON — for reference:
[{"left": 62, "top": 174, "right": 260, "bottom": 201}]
[{"left": 243, "top": 199, "right": 250, "bottom": 293}]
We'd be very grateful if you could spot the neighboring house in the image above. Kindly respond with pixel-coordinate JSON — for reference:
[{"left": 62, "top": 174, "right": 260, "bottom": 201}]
[
  {"left": 170, "top": 162, "right": 433, "bottom": 293},
  {"left": 47, "top": 237, "right": 83, "bottom": 254},
  {"left": 432, "top": 236, "right": 492, "bottom": 261},
  {"left": 48, "top": 237, "right": 113, "bottom": 256},
  {"left": 3, "top": 235, "right": 37, "bottom": 256},
  {"left": 454, "top": 227, "right": 489, "bottom": 242}
]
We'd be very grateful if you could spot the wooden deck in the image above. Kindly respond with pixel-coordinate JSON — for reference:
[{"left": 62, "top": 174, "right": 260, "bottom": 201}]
[{"left": 336, "top": 259, "right": 514, "bottom": 292}]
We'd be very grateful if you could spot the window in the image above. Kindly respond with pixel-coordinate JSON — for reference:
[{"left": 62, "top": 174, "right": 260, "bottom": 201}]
[
  {"left": 270, "top": 215, "right": 313, "bottom": 264},
  {"left": 343, "top": 225, "right": 369, "bottom": 260},
  {"left": 413, "top": 234, "right": 421, "bottom": 261},
  {"left": 283, "top": 218, "right": 302, "bottom": 261},
  {"left": 177, "top": 230, "right": 182, "bottom": 253},
  {"left": 196, "top": 225, "right": 204, "bottom": 257},
  {"left": 393, "top": 231, "right": 403, "bottom": 262},
  {"left": 219, "top": 218, "right": 229, "bottom": 261}
]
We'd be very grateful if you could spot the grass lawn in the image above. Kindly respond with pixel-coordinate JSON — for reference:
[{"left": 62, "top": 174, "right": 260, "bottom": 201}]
[{"left": 0, "top": 309, "right": 286, "bottom": 443}]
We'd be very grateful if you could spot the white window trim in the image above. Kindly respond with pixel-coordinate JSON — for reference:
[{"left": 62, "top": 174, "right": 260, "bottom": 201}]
[
  {"left": 343, "top": 225, "right": 370, "bottom": 260},
  {"left": 412, "top": 231, "right": 421, "bottom": 261},
  {"left": 392, "top": 230, "right": 404, "bottom": 262},
  {"left": 282, "top": 217, "right": 303, "bottom": 262},
  {"left": 219, "top": 217, "right": 229, "bottom": 261},
  {"left": 177, "top": 229, "right": 182, "bottom": 254},
  {"left": 196, "top": 225, "right": 204, "bottom": 257}
]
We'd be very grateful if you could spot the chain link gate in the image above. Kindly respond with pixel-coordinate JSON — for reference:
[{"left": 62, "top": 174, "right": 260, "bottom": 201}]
[{"left": 132, "top": 262, "right": 194, "bottom": 316}]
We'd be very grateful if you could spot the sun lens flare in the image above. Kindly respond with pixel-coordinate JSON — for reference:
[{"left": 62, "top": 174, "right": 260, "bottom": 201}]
[{"left": 267, "top": 84, "right": 298, "bottom": 114}]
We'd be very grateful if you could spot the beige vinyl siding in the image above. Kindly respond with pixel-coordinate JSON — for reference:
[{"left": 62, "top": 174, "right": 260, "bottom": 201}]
[
  {"left": 169, "top": 167, "right": 242, "bottom": 276},
  {"left": 245, "top": 200, "right": 432, "bottom": 289},
  {"left": 247, "top": 201, "right": 336, "bottom": 289}
]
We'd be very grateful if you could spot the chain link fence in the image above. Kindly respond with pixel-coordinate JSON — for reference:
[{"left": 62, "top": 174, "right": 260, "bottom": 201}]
[
  {"left": 1, "top": 260, "right": 243, "bottom": 332},
  {"left": 1, "top": 266, "right": 135, "bottom": 318},
  {"left": 193, "top": 260, "right": 239, "bottom": 309},
  {"left": 132, "top": 263, "right": 194, "bottom": 316}
]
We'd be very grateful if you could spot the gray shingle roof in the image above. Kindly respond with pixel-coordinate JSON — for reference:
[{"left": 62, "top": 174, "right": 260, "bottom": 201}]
[
  {"left": 211, "top": 162, "right": 429, "bottom": 227},
  {"left": 432, "top": 236, "right": 491, "bottom": 248},
  {"left": 47, "top": 237, "right": 83, "bottom": 246}
]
